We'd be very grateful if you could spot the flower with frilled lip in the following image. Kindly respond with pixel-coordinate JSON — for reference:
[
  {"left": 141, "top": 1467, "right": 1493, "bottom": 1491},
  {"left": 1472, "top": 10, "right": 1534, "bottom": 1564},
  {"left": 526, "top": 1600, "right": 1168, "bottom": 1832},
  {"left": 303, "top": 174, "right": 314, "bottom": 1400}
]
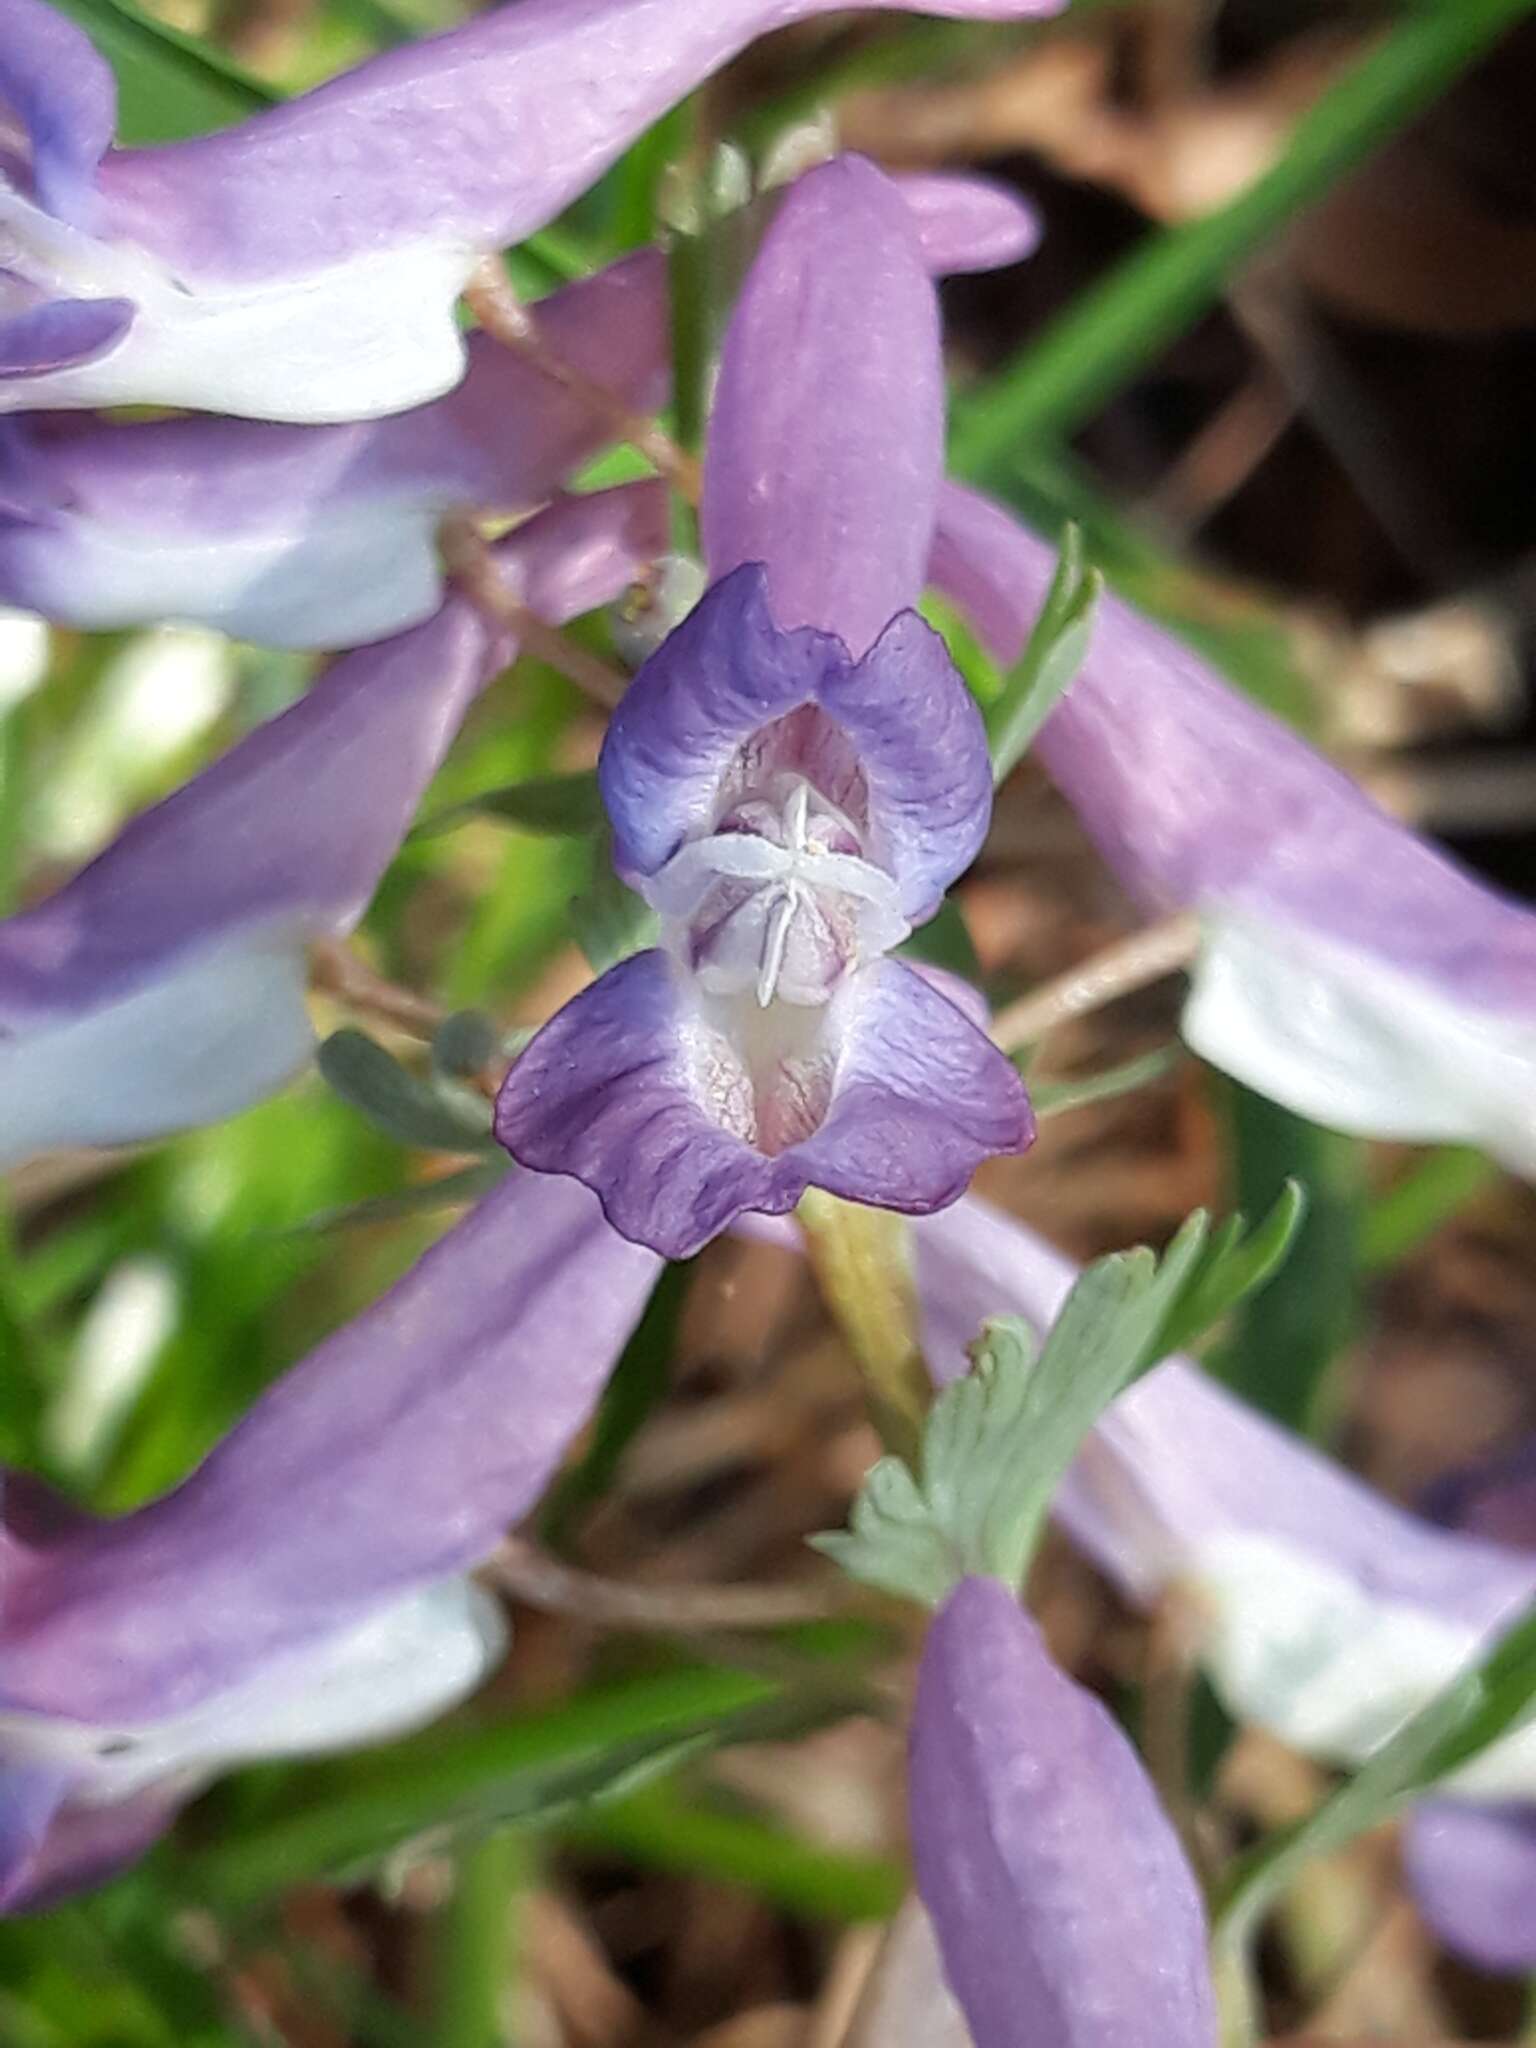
[
  {"left": 494, "top": 158, "right": 1031, "bottom": 1260},
  {"left": 0, "top": 0, "right": 1062, "bottom": 423},
  {"left": 0, "top": 174, "right": 1036, "bottom": 649},
  {"left": 0, "top": 1171, "right": 661, "bottom": 1914},
  {"left": 929, "top": 482, "right": 1536, "bottom": 1178}
]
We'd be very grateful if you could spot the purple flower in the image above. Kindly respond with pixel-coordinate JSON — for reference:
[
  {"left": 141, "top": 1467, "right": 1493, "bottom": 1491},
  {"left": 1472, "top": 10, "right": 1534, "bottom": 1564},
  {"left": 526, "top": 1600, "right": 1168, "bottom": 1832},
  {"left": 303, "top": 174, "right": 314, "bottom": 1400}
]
[
  {"left": 930, "top": 483, "right": 1536, "bottom": 1175},
  {"left": 0, "top": 1173, "right": 659, "bottom": 1908},
  {"left": 909, "top": 1574, "right": 1218, "bottom": 2048},
  {"left": 0, "top": 484, "right": 665, "bottom": 1167},
  {"left": 495, "top": 159, "right": 1031, "bottom": 1260},
  {"left": 0, "top": 0, "right": 1061, "bottom": 422},
  {"left": 908, "top": 1192, "right": 1536, "bottom": 1970},
  {"left": 0, "top": 1170, "right": 662, "bottom": 1913},
  {"left": 0, "top": 253, "right": 669, "bottom": 648},
  {"left": 1403, "top": 1442, "right": 1536, "bottom": 1973},
  {"left": 0, "top": 173, "right": 1035, "bottom": 650}
]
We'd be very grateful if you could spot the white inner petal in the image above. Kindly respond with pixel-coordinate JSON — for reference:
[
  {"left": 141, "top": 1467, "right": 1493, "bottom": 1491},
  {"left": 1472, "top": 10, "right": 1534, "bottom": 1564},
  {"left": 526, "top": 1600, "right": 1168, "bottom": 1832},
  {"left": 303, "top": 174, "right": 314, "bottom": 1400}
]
[
  {"left": 1, "top": 1578, "right": 504, "bottom": 1805},
  {"left": 0, "top": 927, "right": 315, "bottom": 1168},
  {"left": 1192, "top": 1531, "right": 1536, "bottom": 1800},
  {"left": 4, "top": 495, "right": 447, "bottom": 648},
  {"left": 0, "top": 184, "right": 475, "bottom": 422},
  {"left": 1184, "top": 908, "right": 1536, "bottom": 1174}
]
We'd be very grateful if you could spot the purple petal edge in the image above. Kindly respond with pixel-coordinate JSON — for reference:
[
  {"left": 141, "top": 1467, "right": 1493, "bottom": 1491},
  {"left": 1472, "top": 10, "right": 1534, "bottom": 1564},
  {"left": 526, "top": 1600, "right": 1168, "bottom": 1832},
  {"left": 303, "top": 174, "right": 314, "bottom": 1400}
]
[
  {"left": 1403, "top": 1800, "right": 1536, "bottom": 1974},
  {"left": 1, "top": 1171, "right": 660, "bottom": 1725},
  {"left": 495, "top": 954, "right": 1029, "bottom": 1262},
  {"left": 601, "top": 565, "right": 992, "bottom": 924}
]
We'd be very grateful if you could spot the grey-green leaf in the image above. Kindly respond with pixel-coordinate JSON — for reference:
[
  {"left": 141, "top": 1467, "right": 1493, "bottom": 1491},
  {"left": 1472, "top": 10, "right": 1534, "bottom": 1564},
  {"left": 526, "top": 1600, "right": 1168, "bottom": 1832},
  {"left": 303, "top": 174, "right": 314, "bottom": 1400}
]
[
  {"left": 812, "top": 1192, "right": 1307, "bottom": 1609},
  {"left": 317, "top": 1029, "right": 497, "bottom": 1154}
]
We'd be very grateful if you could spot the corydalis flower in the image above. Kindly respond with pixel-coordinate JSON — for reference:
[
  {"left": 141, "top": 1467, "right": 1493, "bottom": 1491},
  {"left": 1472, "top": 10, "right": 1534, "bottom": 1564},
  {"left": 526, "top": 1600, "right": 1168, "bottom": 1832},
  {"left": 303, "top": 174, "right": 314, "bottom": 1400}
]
[
  {"left": 0, "top": 253, "right": 669, "bottom": 649},
  {"left": 930, "top": 483, "right": 1536, "bottom": 1176},
  {"left": 495, "top": 159, "right": 1030, "bottom": 1260},
  {"left": 0, "top": 175, "right": 1035, "bottom": 649},
  {"left": 0, "top": 0, "right": 1061, "bottom": 422},
  {"left": 1, "top": 1171, "right": 661, "bottom": 1912},
  {"left": 909, "top": 1575, "right": 1218, "bottom": 2048},
  {"left": 0, "top": 484, "right": 665, "bottom": 1167}
]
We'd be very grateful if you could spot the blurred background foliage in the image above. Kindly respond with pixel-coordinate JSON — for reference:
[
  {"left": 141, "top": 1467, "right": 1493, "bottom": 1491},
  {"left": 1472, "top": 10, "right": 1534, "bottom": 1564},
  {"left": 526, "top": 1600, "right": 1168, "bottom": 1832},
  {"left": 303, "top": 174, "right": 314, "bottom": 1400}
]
[{"left": 6, "top": 0, "right": 1536, "bottom": 2041}]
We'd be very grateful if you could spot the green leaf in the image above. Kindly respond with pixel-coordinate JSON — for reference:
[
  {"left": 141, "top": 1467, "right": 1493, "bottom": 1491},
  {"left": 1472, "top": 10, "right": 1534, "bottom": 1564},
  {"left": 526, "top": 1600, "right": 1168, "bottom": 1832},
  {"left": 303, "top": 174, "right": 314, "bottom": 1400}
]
[
  {"left": 1416, "top": 1601, "right": 1536, "bottom": 1789},
  {"left": 317, "top": 1029, "right": 496, "bottom": 1154},
  {"left": 919, "top": 591, "right": 1004, "bottom": 710},
  {"left": 431, "top": 1009, "right": 508, "bottom": 1081},
  {"left": 171, "top": 1665, "right": 793, "bottom": 1906},
  {"left": 984, "top": 523, "right": 1101, "bottom": 783},
  {"left": 948, "top": 0, "right": 1536, "bottom": 479},
  {"left": 814, "top": 1194, "right": 1306, "bottom": 1606},
  {"left": 1362, "top": 1144, "right": 1497, "bottom": 1272},
  {"left": 49, "top": 0, "right": 272, "bottom": 141},
  {"left": 811, "top": 1453, "right": 963, "bottom": 1607},
  {"left": 1159, "top": 1176, "right": 1307, "bottom": 1359},
  {"left": 562, "top": 1781, "right": 904, "bottom": 1922},
  {"left": 414, "top": 771, "right": 605, "bottom": 841}
]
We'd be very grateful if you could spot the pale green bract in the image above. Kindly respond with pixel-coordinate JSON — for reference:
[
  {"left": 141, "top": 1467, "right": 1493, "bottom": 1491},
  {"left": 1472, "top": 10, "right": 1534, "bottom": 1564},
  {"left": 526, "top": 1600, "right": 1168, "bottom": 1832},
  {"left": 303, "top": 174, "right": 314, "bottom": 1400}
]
[{"left": 813, "top": 1188, "right": 1305, "bottom": 1605}]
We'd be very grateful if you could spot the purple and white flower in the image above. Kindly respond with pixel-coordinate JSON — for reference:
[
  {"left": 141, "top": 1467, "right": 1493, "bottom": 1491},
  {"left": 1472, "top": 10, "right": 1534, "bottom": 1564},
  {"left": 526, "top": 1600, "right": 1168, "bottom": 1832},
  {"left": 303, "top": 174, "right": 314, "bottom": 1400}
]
[
  {"left": 494, "top": 159, "right": 1031, "bottom": 1259},
  {"left": 0, "top": 1170, "right": 661, "bottom": 1913},
  {"left": 0, "top": 253, "right": 669, "bottom": 649},
  {"left": 0, "top": 0, "right": 1060, "bottom": 422},
  {"left": 0, "top": 484, "right": 665, "bottom": 1167},
  {"left": 929, "top": 482, "right": 1536, "bottom": 1176},
  {"left": 0, "top": 173, "right": 1035, "bottom": 650}
]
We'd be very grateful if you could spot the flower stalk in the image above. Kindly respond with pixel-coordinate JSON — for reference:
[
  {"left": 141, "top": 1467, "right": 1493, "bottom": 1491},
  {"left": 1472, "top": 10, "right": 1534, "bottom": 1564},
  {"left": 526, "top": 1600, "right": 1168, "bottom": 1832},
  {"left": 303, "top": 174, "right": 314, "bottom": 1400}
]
[{"left": 796, "top": 1189, "right": 931, "bottom": 1460}]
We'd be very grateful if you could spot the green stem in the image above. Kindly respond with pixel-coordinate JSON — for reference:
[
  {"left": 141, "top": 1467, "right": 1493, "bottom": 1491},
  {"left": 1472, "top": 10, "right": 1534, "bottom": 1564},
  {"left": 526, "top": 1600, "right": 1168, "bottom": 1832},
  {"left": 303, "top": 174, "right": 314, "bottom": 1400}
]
[
  {"left": 949, "top": 0, "right": 1536, "bottom": 478},
  {"left": 1210, "top": 1938, "right": 1262, "bottom": 2048},
  {"left": 430, "top": 1831, "right": 527, "bottom": 2048},
  {"left": 796, "top": 1191, "right": 931, "bottom": 1461}
]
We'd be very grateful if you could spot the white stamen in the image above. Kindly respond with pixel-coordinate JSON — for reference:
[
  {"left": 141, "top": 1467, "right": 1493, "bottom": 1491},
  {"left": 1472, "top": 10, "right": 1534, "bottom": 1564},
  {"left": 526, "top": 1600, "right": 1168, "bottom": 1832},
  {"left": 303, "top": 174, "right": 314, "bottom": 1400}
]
[
  {"left": 783, "top": 777, "right": 811, "bottom": 854},
  {"left": 649, "top": 770, "right": 910, "bottom": 1010},
  {"left": 756, "top": 885, "right": 799, "bottom": 1007}
]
